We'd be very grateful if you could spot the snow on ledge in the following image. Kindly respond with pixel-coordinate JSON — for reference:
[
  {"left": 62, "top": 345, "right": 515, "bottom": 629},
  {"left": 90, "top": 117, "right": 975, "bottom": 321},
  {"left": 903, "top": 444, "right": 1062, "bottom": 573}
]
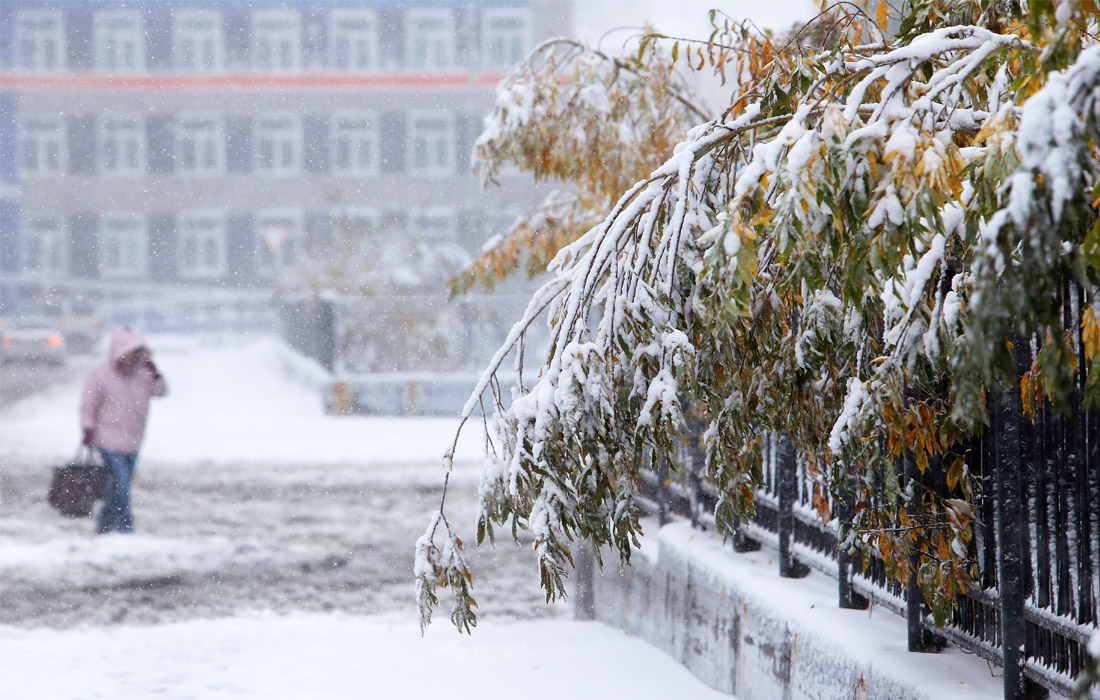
[{"left": 588, "top": 520, "right": 1018, "bottom": 700}]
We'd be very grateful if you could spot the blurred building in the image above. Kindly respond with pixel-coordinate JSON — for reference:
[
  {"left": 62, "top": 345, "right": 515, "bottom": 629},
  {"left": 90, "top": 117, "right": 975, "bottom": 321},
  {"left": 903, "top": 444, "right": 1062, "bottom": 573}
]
[{"left": 0, "top": 0, "right": 569, "bottom": 328}]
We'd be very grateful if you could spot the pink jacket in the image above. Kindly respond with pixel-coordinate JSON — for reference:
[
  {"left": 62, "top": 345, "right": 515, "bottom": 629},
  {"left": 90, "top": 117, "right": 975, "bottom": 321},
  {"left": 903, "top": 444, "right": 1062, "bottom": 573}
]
[{"left": 80, "top": 327, "right": 168, "bottom": 454}]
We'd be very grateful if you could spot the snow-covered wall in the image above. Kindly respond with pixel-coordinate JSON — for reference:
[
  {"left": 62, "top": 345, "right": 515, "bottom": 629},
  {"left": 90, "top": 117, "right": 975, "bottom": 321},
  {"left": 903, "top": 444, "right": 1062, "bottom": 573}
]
[{"left": 577, "top": 521, "right": 1004, "bottom": 700}]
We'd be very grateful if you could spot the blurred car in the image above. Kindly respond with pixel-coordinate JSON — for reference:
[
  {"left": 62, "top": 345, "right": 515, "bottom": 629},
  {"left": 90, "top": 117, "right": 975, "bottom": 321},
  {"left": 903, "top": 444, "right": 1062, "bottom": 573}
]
[
  {"left": 40, "top": 298, "right": 104, "bottom": 354},
  {"left": 0, "top": 317, "right": 67, "bottom": 365}
]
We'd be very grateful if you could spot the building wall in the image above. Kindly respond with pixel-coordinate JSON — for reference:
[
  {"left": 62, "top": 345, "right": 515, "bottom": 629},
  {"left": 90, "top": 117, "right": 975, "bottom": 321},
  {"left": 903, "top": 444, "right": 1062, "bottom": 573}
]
[{"left": 0, "top": 0, "right": 570, "bottom": 300}]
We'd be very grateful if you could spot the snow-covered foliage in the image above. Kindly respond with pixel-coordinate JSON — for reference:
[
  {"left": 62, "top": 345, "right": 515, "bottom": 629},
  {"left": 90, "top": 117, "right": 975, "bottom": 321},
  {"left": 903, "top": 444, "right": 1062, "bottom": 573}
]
[
  {"left": 417, "top": 1, "right": 1100, "bottom": 642},
  {"left": 450, "top": 38, "right": 707, "bottom": 295}
]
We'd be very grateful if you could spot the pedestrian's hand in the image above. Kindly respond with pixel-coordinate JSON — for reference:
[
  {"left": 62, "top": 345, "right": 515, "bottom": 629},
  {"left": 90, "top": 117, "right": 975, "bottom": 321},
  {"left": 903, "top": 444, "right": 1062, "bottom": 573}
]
[{"left": 82, "top": 428, "right": 94, "bottom": 446}]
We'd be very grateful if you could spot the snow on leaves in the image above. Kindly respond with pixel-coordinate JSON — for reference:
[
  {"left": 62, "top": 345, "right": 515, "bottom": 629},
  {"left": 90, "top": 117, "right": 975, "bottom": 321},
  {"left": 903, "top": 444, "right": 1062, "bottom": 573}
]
[{"left": 418, "top": 2, "right": 1100, "bottom": 633}]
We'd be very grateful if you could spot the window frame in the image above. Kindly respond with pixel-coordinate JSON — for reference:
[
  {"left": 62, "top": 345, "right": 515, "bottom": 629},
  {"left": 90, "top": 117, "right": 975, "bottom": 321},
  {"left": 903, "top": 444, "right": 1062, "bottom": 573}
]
[
  {"left": 19, "top": 215, "right": 68, "bottom": 277},
  {"left": 94, "top": 10, "right": 146, "bottom": 74},
  {"left": 14, "top": 11, "right": 65, "bottom": 73},
  {"left": 253, "top": 113, "right": 302, "bottom": 177},
  {"left": 173, "top": 10, "right": 225, "bottom": 73},
  {"left": 481, "top": 8, "right": 530, "bottom": 70},
  {"left": 18, "top": 114, "right": 66, "bottom": 177},
  {"left": 176, "top": 210, "right": 227, "bottom": 280},
  {"left": 405, "top": 9, "right": 455, "bottom": 71},
  {"left": 251, "top": 10, "right": 302, "bottom": 73},
  {"left": 175, "top": 112, "right": 225, "bottom": 176},
  {"left": 407, "top": 111, "right": 455, "bottom": 176},
  {"left": 328, "top": 9, "right": 378, "bottom": 72},
  {"left": 99, "top": 114, "right": 146, "bottom": 176},
  {"left": 98, "top": 212, "right": 147, "bottom": 278},
  {"left": 330, "top": 111, "right": 379, "bottom": 177}
]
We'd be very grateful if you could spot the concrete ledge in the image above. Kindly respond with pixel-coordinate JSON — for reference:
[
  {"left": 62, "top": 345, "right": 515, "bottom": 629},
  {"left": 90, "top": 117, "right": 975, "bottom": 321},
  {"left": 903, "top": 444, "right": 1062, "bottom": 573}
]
[{"left": 578, "top": 520, "right": 1007, "bottom": 700}]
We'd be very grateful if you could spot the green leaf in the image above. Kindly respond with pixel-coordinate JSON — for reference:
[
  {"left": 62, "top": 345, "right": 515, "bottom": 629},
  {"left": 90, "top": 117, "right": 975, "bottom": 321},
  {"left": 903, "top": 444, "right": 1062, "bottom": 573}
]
[{"left": 1084, "top": 218, "right": 1100, "bottom": 273}]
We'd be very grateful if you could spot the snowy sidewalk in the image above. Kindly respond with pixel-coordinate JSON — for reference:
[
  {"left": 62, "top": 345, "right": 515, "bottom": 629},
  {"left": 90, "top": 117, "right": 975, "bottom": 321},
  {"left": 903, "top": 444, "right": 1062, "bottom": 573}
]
[
  {"left": 0, "top": 613, "right": 729, "bottom": 700},
  {"left": 0, "top": 335, "right": 732, "bottom": 699}
]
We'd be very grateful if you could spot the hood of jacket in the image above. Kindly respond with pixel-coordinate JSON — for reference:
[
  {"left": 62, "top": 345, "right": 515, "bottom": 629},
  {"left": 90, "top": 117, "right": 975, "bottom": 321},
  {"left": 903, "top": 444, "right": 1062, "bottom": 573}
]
[{"left": 109, "top": 326, "right": 147, "bottom": 365}]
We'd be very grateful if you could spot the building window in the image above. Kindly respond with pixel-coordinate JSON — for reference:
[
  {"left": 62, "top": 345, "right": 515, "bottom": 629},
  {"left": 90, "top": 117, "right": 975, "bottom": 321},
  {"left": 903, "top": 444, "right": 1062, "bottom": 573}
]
[
  {"left": 406, "top": 10, "right": 455, "bottom": 70},
  {"left": 329, "top": 10, "right": 377, "bottom": 72},
  {"left": 99, "top": 213, "right": 147, "bottom": 278},
  {"left": 95, "top": 11, "right": 145, "bottom": 73},
  {"left": 173, "top": 10, "right": 224, "bottom": 73},
  {"left": 410, "top": 208, "right": 456, "bottom": 241},
  {"left": 482, "top": 9, "right": 530, "bottom": 70},
  {"left": 177, "top": 211, "right": 226, "bottom": 279},
  {"left": 100, "top": 115, "right": 145, "bottom": 175},
  {"left": 176, "top": 113, "right": 224, "bottom": 175},
  {"left": 252, "top": 11, "right": 301, "bottom": 72},
  {"left": 408, "top": 113, "right": 454, "bottom": 175},
  {"left": 331, "top": 113, "right": 377, "bottom": 176},
  {"left": 19, "top": 116, "right": 66, "bottom": 176},
  {"left": 255, "top": 210, "right": 302, "bottom": 273},
  {"left": 20, "top": 216, "right": 68, "bottom": 276},
  {"left": 15, "top": 11, "right": 65, "bottom": 72},
  {"left": 254, "top": 114, "right": 300, "bottom": 176}
]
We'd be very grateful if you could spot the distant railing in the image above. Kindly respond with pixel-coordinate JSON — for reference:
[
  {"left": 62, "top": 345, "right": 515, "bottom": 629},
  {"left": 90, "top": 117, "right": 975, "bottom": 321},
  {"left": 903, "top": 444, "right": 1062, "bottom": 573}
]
[
  {"left": 280, "top": 294, "right": 547, "bottom": 375},
  {"left": 639, "top": 285, "right": 1098, "bottom": 700}
]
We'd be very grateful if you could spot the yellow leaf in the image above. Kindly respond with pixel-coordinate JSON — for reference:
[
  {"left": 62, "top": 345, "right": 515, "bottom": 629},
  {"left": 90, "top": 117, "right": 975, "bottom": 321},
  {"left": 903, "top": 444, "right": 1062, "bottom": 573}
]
[
  {"left": 936, "top": 534, "right": 951, "bottom": 561},
  {"left": 867, "top": 150, "right": 879, "bottom": 179},
  {"left": 1083, "top": 307, "right": 1100, "bottom": 360},
  {"left": 916, "top": 451, "right": 929, "bottom": 474},
  {"left": 945, "top": 457, "right": 963, "bottom": 491},
  {"left": 877, "top": 0, "right": 889, "bottom": 30},
  {"left": 749, "top": 208, "right": 774, "bottom": 227}
]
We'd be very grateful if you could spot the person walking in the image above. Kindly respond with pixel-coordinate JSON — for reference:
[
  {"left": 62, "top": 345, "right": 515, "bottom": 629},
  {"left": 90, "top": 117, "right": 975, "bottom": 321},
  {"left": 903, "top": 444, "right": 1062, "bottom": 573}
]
[{"left": 79, "top": 326, "right": 168, "bottom": 534}]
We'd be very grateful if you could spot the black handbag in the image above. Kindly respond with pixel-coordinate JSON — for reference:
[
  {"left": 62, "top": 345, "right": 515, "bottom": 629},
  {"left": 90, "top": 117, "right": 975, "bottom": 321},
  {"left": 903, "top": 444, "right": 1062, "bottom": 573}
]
[{"left": 47, "top": 447, "right": 110, "bottom": 518}]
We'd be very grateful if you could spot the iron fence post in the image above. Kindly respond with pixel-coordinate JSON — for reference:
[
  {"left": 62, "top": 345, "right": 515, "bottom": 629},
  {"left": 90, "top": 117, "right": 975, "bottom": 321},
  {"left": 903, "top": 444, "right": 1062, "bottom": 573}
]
[
  {"left": 657, "top": 456, "right": 670, "bottom": 527},
  {"left": 313, "top": 298, "right": 337, "bottom": 373},
  {"left": 688, "top": 468, "right": 701, "bottom": 529},
  {"left": 902, "top": 452, "right": 939, "bottom": 652},
  {"left": 1073, "top": 284, "right": 1096, "bottom": 626},
  {"left": 994, "top": 380, "right": 1048, "bottom": 700},
  {"left": 777, "top": 433, "right": 808, "bottom": 578},
  {"left": 836, "top": 476, "right": 868, "bottom": 609}
]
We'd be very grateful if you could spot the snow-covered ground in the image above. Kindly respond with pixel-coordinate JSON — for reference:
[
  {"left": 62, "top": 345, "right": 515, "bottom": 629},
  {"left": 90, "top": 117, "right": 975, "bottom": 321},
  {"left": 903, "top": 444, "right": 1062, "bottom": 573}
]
[
  {"left": 0, "top": 334, "right": 728, "bottom": 699},
  {"left": 0, "top": 613, "right": 727, "bottom": 700},
  {"left": 1, "top": 334, "right": 488, "bottom": 469}
]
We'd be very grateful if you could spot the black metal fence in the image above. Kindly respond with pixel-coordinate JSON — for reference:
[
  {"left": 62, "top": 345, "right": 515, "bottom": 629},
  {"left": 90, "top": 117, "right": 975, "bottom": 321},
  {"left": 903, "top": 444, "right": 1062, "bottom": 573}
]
[{"left": 640, "top": 298, "right": 1099, "bottom": 700}]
